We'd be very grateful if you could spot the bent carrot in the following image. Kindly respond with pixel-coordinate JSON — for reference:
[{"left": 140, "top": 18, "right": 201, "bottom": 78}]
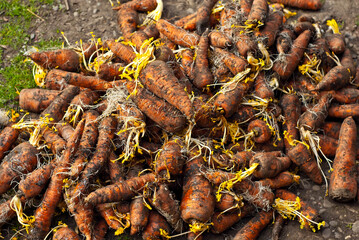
[
  {"left": 19, "top": 89, "right": 60, "bottom": 113},
  {"left": 329, "top": 116, "right": 357, "bottom": 202}
]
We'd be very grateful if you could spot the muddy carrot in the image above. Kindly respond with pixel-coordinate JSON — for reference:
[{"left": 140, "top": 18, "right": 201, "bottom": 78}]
[
  {"left": 325, "top": 87, "right": 359, "bottom": 104},
  {"left": 96, "top": 203, "right": 126, "bottom": 235},
  {"left": 180, "top": 49, "right": 195, "bottom": 80},
  {"left": 235, "top": 33, "right": 257, "bottom": 58},
  {"left": 142, "top": 211, "right": 171, "bottom": 240},
  {"left": 258, "top": 171, "right": 300, "bottom": 189},
  {"left": 154, "top": 46, "right": 176, "bottom": 62},
  {"left": 256, "top": 10, "right": 284, "bottom": 47},
  {"left": 195, "top": 0, "right": 219, "bottom": 34},
  {"left": 293, "top": 21, "right": 315, "bottom": 35},
  {"left": 182, "top": 10, "right": 220, "bottom": 31},
  {"left": 250, "top": 153, "right": 291, "bottom": 179},
  {"left": 328, "top": 104, "right": 359, "bottom": 118},
  {"left": 315, "top": 65, "right": 351, "bottom": 91},
  {"left": 19, "top": 88, "right": 60, "bottom": 113},
  {"left": 0, "top": 123, "right": 20, "bottom": 162},
  {"left": 56, "top": 121, "right": 75, "bottom": 141},
  {"left": 97, "top": 62, "right": 125, "bottom": 81},
  {"left": 27, "top": 49, "right": 80, "bottom": 72},
  {"left": 322, "top": 121, "right": 341, "bottom": 139},
  {"left": 0, "top": 142, "right": 39, "bottom": 195},
  {"left": 0, "top": 199, "right": 17, "bottom": 227},
  {"left": 117, "top": 5, "right": 138, "bottom": 41},
  {"left": 143, "top": 24, "right": 160, "bottom": 39},
  {"left": 213, "top": 48, "right": 248, "bottom": 75},
  {"left": 192, "top": 95, "right": 218, "bottom": 128},
  {"left": 272, "top": 214, "right": 285, "bottom": 240},
  {"left": 317, "top": 134, "right": 338, "bottom": 157},
  {"left": 106, "top": 40, "right": 136, "bottom": 64},
  {"left": 254, "top": 71, "right": 274, "bottom": 100},
  {"left": 209, "top": 31, "right": 232, "bottom": 48},
  {"left": 241, "top": 0, "right": 254, "bottom": 16},
  {"left": 52, "top": 226, "right": 81, "bottom": 240},
  {"left": 42, "top": 127, "right": 66, "bottom": 155},
  {"left": 115, "top": 0, "right": 158, "bottom": 12},
  {"left": 233, "top": 209, "right": 274, "bottom": 240},
  {"left": 156, "top": 19, "right": 200, "bottom": 48},
  {"left": 326, "top": 34, "right": 345, "bottom": 54},
  {"left": 230, "top": 105, "right": 257, "bottom": 123},
  {"left": 329, "top": 116, "right": 357, "bottom": 202},
  {"left": 268, "top": 0, "right": 323, "bottom": 10},
  {"left": 276, "top": 27, "right": 295, "bottom": 54},
  {"left": 129, "top": 197, "right": 150, "bottom": 235},
  {"left": 247, "top": 119, "right": 272, "bottom": 143},
  {"left": 93, "top": 218, "right": 108, "bottom": 240}
]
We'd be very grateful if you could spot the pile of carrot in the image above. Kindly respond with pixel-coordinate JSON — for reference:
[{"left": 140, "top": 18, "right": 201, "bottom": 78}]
[{"left": 1, "top": 0, "right": 358, "bottom": 239}]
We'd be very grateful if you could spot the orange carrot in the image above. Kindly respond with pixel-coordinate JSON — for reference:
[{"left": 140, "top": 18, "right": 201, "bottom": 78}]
[
  {"left": 154, "top": 46, "right": 176, "bottom": 62},
  {"left": 27, "top": 49, "right": 80, "bottom": 72},
  {"left": 250, "top": 152, "right": 291, "bottom": 179},
  {"left": 116, "top": 0, "right": 158, "bottom": 12},
  {"left": 195, "top": 0, "right": 219, "bottom": 34},
  {"left": 0, "top": 142, "right": 39, "bottom": 195},
  {"left": 258, "top": 171, "right": 300, "bottom": 189},
  {"left": 85, "top": 173, "right": 155, "bottom": 206},
  {"left": 29, "top": 120, "right": 85, "bottom": 239},
  {"left": 324, "top": 87, "right": 359, "bottom": 104},
  {"left": 268, "top": 0, "right": 323, "bottom": 10},
  {"left": 117, "top": 5, "right": 138, "bottom": 41},
  {"left": 175, "top": 12, "right": 196, "bottom": 28},
  {"left": 42, "top": 127, "right": 66, "bottom": 155},
  {"left": 106, "top": 40, "right": 136, "bottom": 64},
  {"left": 56, "top": 121, "right": 75, "bottom": 141},
  {"left": 142, "top": 24, "right": 160, "bottom": 39},
  {"left": 287, "top": 142, "right": 323, "bottom": 184},
  {"left": 247, "top": 119, "right": 272, "bottom": 143},
  {"left": 340, "top": 48, "right": 356, "bottom": 77},
  {"left": 209, "top": 31, "right": 233, "bottom": 48},
  {"left": 92, "top": 217, "right": 109, "bottom": 240},
  {"left": 96, "top": 203, "right": 126, "bottom": 234},
  {"left": 129, "top": 197, "right": 150, "bottom": 235},
  {"left": 19, "top": 88, "right": 60, "bottom": 113},
  {"left": 328, "top": 103, "right": 359, "bottom": 118},
  {"left": 213, "top": 48, "right": 248, "bottom": 75},
  {"left": 182, "top": 10, "right": 220, "bottom": 31},
  {"left": 325, "top": 34, "right": 345, "bottom": 54},
  {"left": 254, "top": 71, "right": 274, "bottom": 100},
  {"left": 230, "top": 105, "right": 257, "bottom": 123},
  {"left": 180, "top": 49, "right": 195, "bottom": 80},
  {"left": 247, "top": 0, "right": 269, "bottom": 25},
  {"left": 256, "top": 10, "right": 284, "bottom": 47},
  {"left": 317, "top": 134, "right": 338, "bottom": 157},
  {"left": 276, "top": 27, "right": 295, "bottom": 54},
  {"left": 130, "top": 30, "right": 151, "bottom": 51},
  {"left": 329, "top": 116, "right": 357, "bottom": 202},
  {"left": 233, "top": 209, "right": 274, "bottom": 240},
  {"left": 156, "top": 19, "right": 200, "bottom": 48},
  {"left": 272, "top": 30, "right": 311, "bottom": 79},
  {"left": 322, "top": 121, "right": 341, "bottom": 139},
  {"left": 142, "top": 211, "right": 171, "bottom": 240},
  {"left": 315, "top": 65, "right": 351, "bottom": 91},
  {"left": 0, "top": 199, "right": 17, "bottom": 227},
  {"left": 194, "top": 30, "right": 214, "bottom": 90},
  {"left": 139, "top": 60, "right": 194, "bottom": 119},
  {"left": 235, "top": 33, "right": 257, "bottom": 58},
  {"left": 97, "top": 62, "right": 125, "bottom": 81},
  {"left": 0, "top": 123, "right": 20, "bottom": 162},
  {"left": 298, "top": 14, "right": 315, "bottom": 23},
  {"left": 293, "top": 21, "right": 315, "bottom": 35},
  {"left": 52, "top": 226, "right": 81, "bottom": 240},
  {"left": 240, "top": 0, "right": 254, "bottom": 17}
]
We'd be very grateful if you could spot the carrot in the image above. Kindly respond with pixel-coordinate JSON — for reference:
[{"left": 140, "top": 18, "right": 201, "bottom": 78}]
[
  {"left": 26, "top": 49, "right": 80, "bottom": 72},
  {"left": 156, "top": 19, "right": 200, "bottom": 48},
  {"left": 268, "top": 0, "right": 323, "bottom": 10},
  {"left": 328, "top": 103, "right": 359, "bottom": 118},
  {"left": 142, "top": 211, "right": 171, "bottom": 240},
  {"left": 117, "top": 5, "right": 138, "bottom": 41},
  {"left": 181, "top": 148, "right": 215, "bottom": 226},
  {"left": 255, "top": 10, "right": 284, "bottom": 47},
  {"left": 170, "top": 61, "right": 194, "bottom": 94},
  {"left": 154, "top": 46, "right": 176, "bottom": 62},
  {"left": 247, "top": 119, "right": 272, "bottom": 143},
  {"left": 97, "top": 62, "right": 125, "bottom": 81},
  {"left": 214, "top": 63, "right": 232, "bottom": 83},
  {"left": 233, "top": 209, "right": 274, "bottom": 240},
  {"left": 340, "top": 48, "right": 356, "bottom": 77},
  {"left": 42, "top": 127, "right": 66, "bottom": 155},
  {"left": 143, "top": 24, "right": 160, "bottom": 39},
  {"left": 139, "top": 60, "right": 194, "bottom": 119},
  {"left": 0, "top": 199, "right": 17, "bottom": 227},
  {"left": 72, "top": 116, "right": 117, "bottom": 202},
  {"left": 29, "top": 119, "right": 85, "bottom": 239},
  {"left": 315, "top": 65, "right": 351, "bottom": 91},
  {"left": 175, "top": 12, "right": 196, "bottom": 28},
  {"left": 0, "top": 142, "right": 38, "bottom": 195},
  {"left": 182, "top": 10, "right": 220, "bottom": 31},
  {"left": 209, "top": 31, "right": 232, "bottom": 48},
  {"left": 129, "top": 197, "right": 150, "bottom": 235},
  {"left": 211, "top": 204, "right": 254, "bottom": 234},
  {"left": 130, "top": 30, "right": 151, "bottom": 52},
  {"left": 271, "top": 214, "right": 285, "bottom": 240},
  {"left": 96, "top": 203, "right": 128, "bottom": 235},
  {"left": 247, "top": 0, "right": 268, "bottom": 25},
  {"left": 325, "top": 87, "right": 359, "bottom": 104},
  {"left": 326, "top": 34, "right": 345, "bottom": 54},
  {"left": 298, "top": 92, "right": 332, "bottom": 132},
  {"left": 194, "top": 30, "right": 214, "bottom": 90},
  {"left": 18, "top": 162, "right": 55, "bottom": 199},
  {"left": 40, "top": 85, "right": 80, "bottom": 123},
  {"left": 293, "top": 21, "right": 315, "bottom": 35},
  {"left": 52, "top": 226, "right": 81, "bottom": 240},
  {"left": 213, "top": 48, "right": 249, "bottom": 75},
  {"left": 105, "top": 40, "right": 136, "bottom": 65},
  {"left": 155, "top": 138, "right": 185, "bottom": 179},
  {"left": 329, "top": 116, "right": 357, "bottom": 202},
  {"left": 276, "top": 27, "right": 295, "bottom": 55},
  {"left": 258, "top": 171, "right": 300, "bottom": 189},
  {"left": 298, "top": 14, "right": 315, "bottom": 22},
  {"left": 192, "top": 95, "right": 218, "bottom": 128},
  {"left": 317, "top": 134, "right": 338, "bottom": 157},
  {"left": 195, "top": 0, "right": 219, "bottom": 34},
  {"left": 85, "top": 173, "right": 155, "bottom": 205},
  {"left": 70, "top": 110, "right": 99, "bottom": 179},
  {"left": 0, "top": 123, "right": 20, "bottom": 162},
  {"left": 92, "top": 218, "right": 108, "bottom": 240},
  {"left": 254, "top": 72, "right": 274, "bottom": 100},
  {"left": 160, "top": 33, "right": 177, "bottom": 50},
  {"left": 116, "top": 0, "right": 158, "bottom": 12},
  {"left": 250, "top": 152, "right": 291, "bottom": 179},
  {"left": 19, "top": 88, "right": 60, "bottom": 113},
  {"left": 229, "top": 105, "right": 257, "bottom": 123},
  {"left": 273, "top": 30, "right": 311, "bottom": 79},
  {"left": 279, "top": 94, "right": 301, "bottom": 153},
  {"left": 322, "top": 121, "right": 341, "bottom": 139},
  {"left": 241, "top": 0, "right": 254, "bottom": 17},
  {"left": 180, "top": 49, "right": 195, "bottom": 81},
  {"left": 234, "top": 34, "right": 257, "bottom": 58},
  {"left": 81, "top": 40, "right": 101, "bottom": 62},
  {"left": 108, "top": 152, "right": 124, "bottom": 183},
  {"left": 231, "top": 151, "right": 255, "bottom": 170},
  {"left": 56, "top": 121, "right": 75, "bottom": 141},
  {"left": 287, "top": 142, "right": 323, "bottom": 184},
  {"left": 214, "top": 190, "right": 241, "bottom": 212}
]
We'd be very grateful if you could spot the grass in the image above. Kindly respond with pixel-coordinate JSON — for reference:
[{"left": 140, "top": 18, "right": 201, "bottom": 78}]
[{"left": 0, "top": 0, "right": 62, "bottom": 109}]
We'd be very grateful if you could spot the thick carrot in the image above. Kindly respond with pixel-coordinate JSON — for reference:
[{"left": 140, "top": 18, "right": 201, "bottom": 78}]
[
  {"left": 250, "top": 153, "right": 291, "bottom": 179},
  {"left": 209, "top": 31, "right": 232, "bottom": 48},
  {"left": 116, "top": 0, "right": 157, "bottom": 12},
  {"left": 233, "top": 209, "right": 274, "bottom": 240},
  {"left": 317, "top": 134, "right": 338, "bottom": 157},
  {"left": 182, "top": 10, "right": 220, "bottom": 31},
  {"left": 156, "top": 19, "right": 200, "bottom": 48},
  {"left": 56, "top": 121, "right": 75, "bottom": 141},
  {"left": 0, "top": 123, "right": 20, "bottom": 162},
  {"left": 130, "top": 30, "right": 151, "bottom": 51},
  {"left": 139, "top": 60, "right": 194, "bottom": 119},
  {"left": 52, "top": 226, "right": 81, "bottom": 240},
  {"left": 129, "top": 197, "right": 150, "bottom": 235},
  {"left": 254, "top": 71, "right": 274, "bottom": 100},
  {"left": 248, "top": 0, "right": 268, "bottom": 24},
  {"left": 97, "top": 62, "right": 125, "bottom": 81},
  {"left": 85, "top": 173, "right": 155, "bottom": 205},
  {"left": 324, "top": 87, "right": 359, "bottom": 104},
  {"left": 19, "top": 88, "right": 60, "bottom": 113},
  {"left": 92, "top": 218, "right": 108, "bottom": 240},
  {"left": 194, "top": 30, "right": 214, "bottom": 90},
  {"left": 29, "top": 120, "right": 85, "bottom": 239},
  {"left": 326, "top": 34, "right": 345, "bottom": 54},
  {"left": 287, "top": 142, "right": 323, "bottom": 184},
  {"left": 230, "top": 105, "right": 257, "bottom": 123},
  {"left": 72, "top": 116, "right": 117, "bottom": 202},
  {"left": 298, "top": 92, "right": 332, "bottom": 132},
  {"left": 106, "top": 40, "right": 136, "bottom": 64},
  {"left": 329, "top": 116, "right": 357, "bottom": 202},
  {"left": 126, "top": 80, "right": 186, "bottom": 133},
  {"left": 322, "top": 121, "right": 341, "bottom": 139},
  {"left": 180, "top": 49, "right": 195, "bottom": 80},
  {"left": 70, "top": 110, "right": 99, "bottom": 179},
  {"left": 154, "top": 46, "right": 176, "bottom": 62},
  {"left": 42, "top": 127, "right": 66, "bottom": 155},
  {"left": 27, "top": 49, "right": 80, "bottom": 72},
  {"left": 117, "top": 5, "right": 138, "bottom": 41},
  {"left": 195, "top": 0, "right": 219, "bottom": 34},
  {"left": 18, "top": 162, "right": 55, "bottom": 199},
  {"left": 315, "top": 65, "right": 351, "bottom": 91},
  {"left": 241, "top": 0, "right": 254, "bottom": 17},
  {"left": 272, "top": 30, "right": 311, "bottom": 79},
  {"left": 268, "top": 0, "right": 323, "bottom": 10},
  {"left": 235, "top": 33, "right": 257, "bottom": 58},
  {"left": 213, "top": 48, "right": 248, "bottom": 75},
  {"left": 258, "top": 171, "right": 300, "bottom": 189},
  {"left": 280, "top": 94, "right": 301, "bottom": 153},
  {"left": 0, "top": 199, "right": 17, "bottom": 227},
  {"left": 142, "top": 211, "right": 171, "bottom": 240},
  {"left": 247, "top": 119, "right": 272, "bottom": 143},
  {"left": 256, "top": 10, "right": 284, "bottom": 47},
  {"left": 293, "top": 21, "right": 315, "bottom": 35},
  {"left": 328, "top": 103, "right": 359, "bottom": 118},
  {"left": 276, "top": 27, "right": 295, "bottom": 54},
  {"left": 0, "top": 142, "right": 38, "bottom": 195},
  {"left": 40, "top": 85, "right": 80, "bottom": 122},
  {"left": 214, "top": 190, "right": 241, "bottom": 212}
]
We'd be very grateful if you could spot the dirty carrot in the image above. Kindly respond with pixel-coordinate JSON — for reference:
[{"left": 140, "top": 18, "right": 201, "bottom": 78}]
[
  {"left": 56, "top": 121, "right": 75, "bottom": 141},
  {"left": 213, "top": 47, "right": 249, "bottom": 75},
  {"left": 96, "top": 203, "right": 127, "bottom": 235},
  {"left": 258, "top": 171, "right": 300, "bottom": 189},
  {"left": 180, "top": 49, "right": 195, "bottom": 80},
  {"left": 250, "top": 152, "right": 291, "bottom": 179},
  {"left": 268, "top": 0, "right": 323, "bottom": 10},
  {"left": 328, "top": 103, "right": 359, "bottom": 118},
  {"left": 315, "top": 65, "right": 351, "bottom": 91},
  {"left": 240, "top": 0, "right": 254, "bottom": 17},
  {"left": 105, "top": 39, "right": 136, "bottom": 64},
  {"left": 317, "top": 134, "right": 338, "bottom": 157},
  {"left": 235, "top": 33, "right": 257, "bottom": 58},
  {"left": 247, "top": 119, "right": 272, "bottom": 143},
  {"left": 129, "top": 197, "right": 150, "bottom": 235},
  {"left": 115, "top": 0, "right": 158, "bottom": 12},
  {"left": 52, "top": 226, "right": 81, "bottom": 240},
  {"left": 322, "top": 121, "right": 341, "bottom": 139},
  {"left": 272, "top": 214, "right": 285, "bottom": 240},
  {"left": 326, "top": 34, "right": 345, "bottom": 54},
  {"left": 209, "top": 31, "right": 232, "bottom": 48},
  {"left": 42, "top": 127, "right": 66, "bottom": 155},
  {"left": 142, "top": 211, "right": 171, "bottom": 240},
  {"left": 117, "top": 5, "right": 138, "bottom": 41},
  {"left": 0, "top": 123, "right": 20, "bottom": 162},
  {"left": 256, "top": 10, "right": 284, "bottom": 47},
  {"left": 254, "top": 71, "right": 274, "bottom": 100},
  {"left": 19, "top": 88, "right": 60, "bottom": 113},
  {"left": 247, "top": 0, "right": 268, "bottom": 26},
  {"left": 195, "top": 0, "right": 219, "bottom": 34},
  {"left": 92, "top": 217, "right": 108, "bottom": 240},
  {"left": 329, "top": 116, "right": 357, "bottom": 202}
]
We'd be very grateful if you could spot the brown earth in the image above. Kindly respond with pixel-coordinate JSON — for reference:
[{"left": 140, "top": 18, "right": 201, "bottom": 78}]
[{"left": 1, "top": 0, "right": 359, "bottom": 239}]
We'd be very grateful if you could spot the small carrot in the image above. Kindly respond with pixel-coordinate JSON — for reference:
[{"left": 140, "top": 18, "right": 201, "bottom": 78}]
[
  {"left": 213, "top": 48, "right": 249, "bottom": 75},
  {"left": 0, "top": 199, "right": 17, "bottom": 227},
  {"left": 230, "top": 105, "right": 257, "bottom": 124},
  {"left": 180, "top": 49, "right": 195, "bottom": 81},
  {"left": 340, "top": 48, "right": 356, "bottom": 77},
  {"left": 19, "top": 89, "right": 60, "bottom": 113},
  {"left": 0, "top": 142, "right": 39, "bottom": 195},
  {"left": 195, "top": 0, "right": 219, "bottom": 34},
  {"left": 258, "top": 171, "right": 300, "bottom": 189},
  {"left": 129, "top": 197, "right": 150, "bottom": 235},
  {"left": 209, "top": 31, "right": 233, "bottom": 48},
  {"left": 268, "top": 0, "right": 323, "bottom": 10},
  {"left": 142, "top": 24, "right": 160, "bottom": 39},
  {"left": 26, "top": 49, "right": 80, "bottom": 72},
  {"left": 328, "top": 103, "right": 359, "bottom": 118},
  {"left": 52, "top": 226, "right": 81, "bottom": 240},
  {"left": 214, "top": 190, "right": 242, "bottom": 212},
  {"left": 326, "top": 34, "right": 345, "bottom": 54},
  {"left": 329, "top": 116, "right": 357, "bottom": 202},
  {"left": 156, "top": 19, "right": 200, "bottom": 48},
  {"left": 130, "top": 30, "right": 151, "bottom": 51},
  {"left": 56, "top": 121, "right": 75, "bottom": 141},
  {"left": 233, "top": 209, "right": 274, "bottom": 240},
  {"left": 142, "top": 211, "right": 171, "bottom": 240},
  {"left": 315, "top": 65, "right": 351, "bottom": 91},
  {"left": 322, "top": 121, "right": 341, "bottom": 139},
  {"left": 0, "top": 123, "right": 20, "bottom": 162},
  {"left": 250, "top": 152, "right": 291, "bottom": 179},
  {"left": 293, "top": 21, "right": 315, "bottom": 35},
  {"left": 97, "top": 62, "right": 125, "bottom": 81}
]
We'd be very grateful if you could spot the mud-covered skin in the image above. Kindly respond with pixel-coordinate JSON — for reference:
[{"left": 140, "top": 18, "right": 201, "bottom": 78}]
[
  {"left": 42, "top": 127, "right": 66, "bottom": 155},
  {"left": 195, "top": 0, "right": 219, "bottom": 34},
  {"left": 117, "top": 6, "right": 138, "bottom": 41},
  {"left": 129, "top": 197, "right": 150, "bottom": 235},
  {"left": 142, "top": 211, "right": 171, "bottom": 240},
  {"left": 0, "top": 123, "right": 20, "bottom": 162},
  {"left": 247, "top": 0, "right": 268, "bottom": 24},
  {"left": 53, "top": 226, "right": 81, "bottom": 240},
  {"left": 19, "top": 88, "right": 60, "bottom": 113}
]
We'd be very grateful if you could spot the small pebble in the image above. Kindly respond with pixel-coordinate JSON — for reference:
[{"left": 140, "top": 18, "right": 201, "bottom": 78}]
[
  {"left": 30, "top": 33, "right": 35, "bottom": 40},
  {"left": 323, "top": 199, "right": 335, "bottom": 208},
  {"left": 93, "top": 9, "right": 98, "bottom": 14},
  {"left": 334, "top": 232, "right": 343, "bottom": 239},
  {"left": 53, "top": 5, "right": 59, "bottom": 11},
  {"left": 74, "top": 11, "right": 79, "bottom": 17},
  {"left": 352, "top": 220, "right": 359, "bottom": 233},
  {"left": 312, "top": 185, "right": 321, "bottom": 191},
  {"left": 329, "top": 221, "right": 338, "bottom": 227},
  {"left": 322, "top": 228, "right": 332, "bottom": 239}
]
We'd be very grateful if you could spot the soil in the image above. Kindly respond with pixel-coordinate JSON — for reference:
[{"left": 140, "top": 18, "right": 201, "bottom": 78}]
[{"left": 1, "top": 0, "right": 359, "bottom": 239}]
